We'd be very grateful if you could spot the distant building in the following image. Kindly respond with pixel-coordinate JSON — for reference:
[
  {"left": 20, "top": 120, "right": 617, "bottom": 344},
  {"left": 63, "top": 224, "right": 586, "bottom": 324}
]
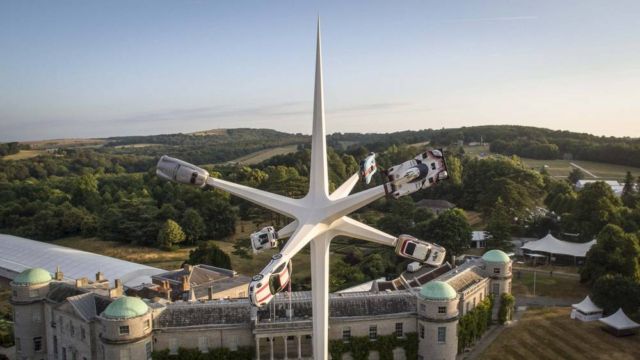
[
  {"left": 471, "top": 231, "right": 487, "bottom": 248},
  {"left": 415, "top": 199, "right": 456, "bottom": 215},
  {"left": 575, "top": 180, "right": 624, "bottom": 196},
  {"left": 9, "top": 250, "right": 513, "bottom": 360}
]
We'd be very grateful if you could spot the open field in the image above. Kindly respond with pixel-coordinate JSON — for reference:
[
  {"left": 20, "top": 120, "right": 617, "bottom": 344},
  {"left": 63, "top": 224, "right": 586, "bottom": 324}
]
[
  {"left": 22, "top": 138, "right": 107, "bottom": 149},
  {"left": 462, "top": 144, "right": 640, "bottom": 180},
  {"left": 219, "top": 145, "right": 299, "bottom": 166},
  {"left": 2, "top": 149, "right": 46, "bottom": 160},
  {"left": 479, "top": 307, "right": 640, "bottom": 360},
  {"left": 52, "top": 237, "right": 192, "bottom": 270},
  {"left": 520, "top": 158, "right": 640, "bottom": 180},
  {"left": 511, "top": 269, "right": 588, "bottom": 300}
]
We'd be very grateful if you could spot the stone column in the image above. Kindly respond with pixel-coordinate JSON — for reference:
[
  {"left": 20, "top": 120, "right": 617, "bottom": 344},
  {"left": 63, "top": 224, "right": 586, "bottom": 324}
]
[
  {"left": 256, "top": 337, "right": 260, "bottom": 360},
  {"left": 270, "top": 336, "right": 274, "bottom": 360},
  {"left": 283, "top": 336, "right": 288, "bottom": 359},
  {"left": 297, "top": 335, "right": 302, "bottom": 359}
]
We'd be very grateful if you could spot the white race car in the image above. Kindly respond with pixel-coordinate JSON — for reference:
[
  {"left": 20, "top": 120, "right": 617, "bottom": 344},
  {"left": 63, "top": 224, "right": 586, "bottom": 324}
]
[
  {"left": 383, "top": 149, "right": 448, "bottom": 199},
  {"left": 248, "top": 254, "right": 292, "bottom": 307},
  {"left": 395, "top": 234, "right": 446, "bottom": 267},
  {"left": 250, "top": 226, "right": 279, "bottom": 254}
]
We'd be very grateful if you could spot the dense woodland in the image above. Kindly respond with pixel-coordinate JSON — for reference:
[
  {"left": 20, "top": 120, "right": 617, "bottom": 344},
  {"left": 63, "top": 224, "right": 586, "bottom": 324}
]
[{"left": 1, "top": 126, "right": 640, "bottom": 316}]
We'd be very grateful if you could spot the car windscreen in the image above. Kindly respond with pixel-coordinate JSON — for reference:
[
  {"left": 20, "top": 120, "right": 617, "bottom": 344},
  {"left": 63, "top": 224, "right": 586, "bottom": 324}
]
[{"left": 405, "top": 242, "right": 417, "bottom": 255}]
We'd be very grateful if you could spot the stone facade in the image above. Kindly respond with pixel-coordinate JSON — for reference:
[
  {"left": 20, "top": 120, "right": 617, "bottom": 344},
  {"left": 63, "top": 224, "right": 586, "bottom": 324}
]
[{"left": 11, "top": 252, "right": 512, "bottom": 360}]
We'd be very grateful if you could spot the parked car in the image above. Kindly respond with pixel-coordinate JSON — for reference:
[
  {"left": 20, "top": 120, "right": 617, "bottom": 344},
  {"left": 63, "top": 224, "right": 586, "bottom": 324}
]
[
  {"left": 359, "top": 152, "right": 378, "bottom": 185},
  {"left": 395, "top": 234, "right": 446, "bottom": 267},
  {"left": 383, "top": 149, "right": 449, "bottom": 198},
  {"left": 248, "top": 254, "right": 292, "bottom": 307},
  {"left": 250, "top": 226, "right": 279, "bottom": 253}
]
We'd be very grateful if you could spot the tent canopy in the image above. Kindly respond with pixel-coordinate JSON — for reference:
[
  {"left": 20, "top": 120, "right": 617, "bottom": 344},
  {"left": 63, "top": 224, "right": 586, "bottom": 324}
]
[
  {"left": 521, "top": 233, "right": 596, "bottom": 257},
  {"left": 599, "top": 308, "right": 640, "bottom": 330},
  {"left": 572, "top": 296, "right": 603, "bottom": 314}
]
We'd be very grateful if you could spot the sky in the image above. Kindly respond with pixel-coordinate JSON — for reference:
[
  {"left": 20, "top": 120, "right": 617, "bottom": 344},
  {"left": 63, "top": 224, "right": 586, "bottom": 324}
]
[{"left": 1, "top": 0, "right": 639, "bottom": 142}]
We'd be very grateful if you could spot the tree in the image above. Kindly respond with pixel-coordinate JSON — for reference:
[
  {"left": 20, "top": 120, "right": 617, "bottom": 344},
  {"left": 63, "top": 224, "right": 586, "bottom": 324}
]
[
  {"left": 423, "top": 208, "right": 472, "bottom": 256},
  {"left": 567, "top": 168, "right": 584, "bottom": 185},
  {"left": 185, "top": 241, "right": 232, "bottom": 269},
  {"left": 485, "top": 198, "right": 513, "bottom": 251},
  {"left": 181, "top": 208, "right": 206, "bottom": 244},
  {"left": 570, "top": 182, "right": 622, "bottom": 240},
  {"left": 591, "top": 275, "right": 640, "bottom": 316},
  {"left": 580, "top": 224, "right": 640, "bottom": 284},
  {"left": 157, "top": 219, "right": 186, "bottom": 250},
  {"left": 361, "top": 253, "right": 387, "bottom": 279},
  {"left": 621, "top": 171, "right": 637, "bottom": 208}
]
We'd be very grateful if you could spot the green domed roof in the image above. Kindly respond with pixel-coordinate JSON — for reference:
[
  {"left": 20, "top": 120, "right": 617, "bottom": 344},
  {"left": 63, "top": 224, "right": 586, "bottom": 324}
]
[
  {"left": 419, "top": 281, "right": 457, "bottom": 300},
  {"left": 103, "top": 297, "right": 148, "bottom": 319},
  {"left": 13, "top": 268, "right": 52, "bottom": 285},
  {"left": 482, "top": 249, "right": 510, "bottom": 263}
]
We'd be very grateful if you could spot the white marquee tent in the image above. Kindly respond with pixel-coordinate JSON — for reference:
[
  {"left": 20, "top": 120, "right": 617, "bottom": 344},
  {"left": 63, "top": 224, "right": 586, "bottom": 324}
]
[
  {"left": 521, "top": 233, "right": 596, "bottom": 260},
  {"left": 599, "top": 308, "right": 640, "bottom": 336},
  {"left": 0, "top": 234, "right": 165, "bottom": 287},
  {"left": 571, "top": 295, "right": 603, "bottom": 321}
]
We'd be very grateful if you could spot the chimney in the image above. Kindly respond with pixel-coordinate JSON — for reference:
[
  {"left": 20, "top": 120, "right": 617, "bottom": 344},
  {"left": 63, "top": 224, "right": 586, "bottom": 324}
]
[
  {"left": 181, "top": 275, "right": 190, "bottom": 292},
  {"left": 96, "top": 271, "right": 105, "bottom": 282},
  {"left": 75, "top": 277, "right": 89, "bottom": 288},
  {"left": 182, "top": 263, "right": 193, "bottom": 273},
  {"left": 109, "top": 279, "right": 124, "bottom": 298},
  {"left": 54, "top": 266, "right": 64, "bottom": 281},
  {"left": 188, "top": 288, "right": 196, "bottom": 302},
  {"left": 208, "top": 287, "right": 213, "bottom": 300}
]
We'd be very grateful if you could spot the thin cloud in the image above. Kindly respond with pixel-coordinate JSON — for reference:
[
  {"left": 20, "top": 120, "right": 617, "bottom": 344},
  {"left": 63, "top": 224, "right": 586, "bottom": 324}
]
[{"left": 444, "top": 16, "right": 538, "bottom": 23}]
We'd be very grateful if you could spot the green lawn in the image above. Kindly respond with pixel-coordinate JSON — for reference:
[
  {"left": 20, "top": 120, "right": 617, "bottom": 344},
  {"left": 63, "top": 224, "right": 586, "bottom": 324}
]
[{"left": 511, "top": 270, "right": 588, "bottom": 300}]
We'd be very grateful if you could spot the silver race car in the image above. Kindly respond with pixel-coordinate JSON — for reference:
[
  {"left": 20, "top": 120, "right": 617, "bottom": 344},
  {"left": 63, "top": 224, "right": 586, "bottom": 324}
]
[
  {"left": 395, "top": 234, "right": 446, "bottom": 267},
  {"left": 250, "top": 226, "right": 279, "bottom": 254},
  {"left": 383, "top": 149, "right": 449, "bottom": 198}
]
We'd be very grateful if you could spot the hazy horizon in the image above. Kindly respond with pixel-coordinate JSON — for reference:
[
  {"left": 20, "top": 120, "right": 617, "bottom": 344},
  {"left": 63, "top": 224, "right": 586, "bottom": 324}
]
[{"left": 2, "top": 1, "right": 640, "bottom": 142}]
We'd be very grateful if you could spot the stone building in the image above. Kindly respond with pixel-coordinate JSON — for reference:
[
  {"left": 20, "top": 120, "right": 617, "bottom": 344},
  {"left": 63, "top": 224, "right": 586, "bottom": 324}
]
[{"left": 10, "top": 250, "right": 512, "bottom": 360}]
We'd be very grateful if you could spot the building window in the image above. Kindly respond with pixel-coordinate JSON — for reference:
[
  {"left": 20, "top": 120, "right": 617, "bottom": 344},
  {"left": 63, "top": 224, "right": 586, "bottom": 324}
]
[
  {"left": 146, "top": 341, "right": 153, "bottom": 360},
  {"left": 120, "top": 349, "right": 130, "bottom": 360},
  {"left": 473, "top": 298, "right": 477, "bottom": 308},
  {"left": 12, "top": 290, "right": 17, "bottom": 297},
  {"left": 198, "top": 337, "right": 208, "bottom": 353},
  {"left": 144, "top": 319, "right": 150, "bottom": 330},
  {"left": 438, "top": 306, "right": 446, "bottom": 314},
  {"left": 466, "top": 302, "right": 470, "bottom": 314},
  {"left": 119, "top": 325, "right": 130, "bottom": 335},
  {"left": 70, "top": 322, "right": 75, "bottom": 337},
  {"left": 32, "top": 311, "right": 41, "bottom": 323},
  {"left": 15, "top": 337, "right": 21, "bottom": 351},
  {"left": 342, "top": 327, "right": 351, "bottom": 342},
  {"left": 369, "top": 325, "right": 377, "bottom": 340},
  {"left": 29, "top": 290, "right": 38, "bottom": 298},
  {"left": 420, "top": 303, "right": 426, "bottom": 313},
  {"left": 493, "top": 268, "right": 500, "bottom": 274},
  {"left": 437, "top": 327, "right": 446, "bottom": 343},
  {"left": 34, "top": 336, "right": 42, "bottom": 352},
  {"left": 54, "top": 336, "right": 58, "bottom": 357},
  {"left": 62, "top": 347, "right": 67, "bottom": 360},
  {"left": 169, "top": 338, "right": 178, "bottom": 355},
  {"left": 395, "top": 322, "right": 403, "bottom": 337},
  {"left": 419, "top": 324, "right": 425, "bottom": 339},
  {"left": 81, "top": 327, "right": 86, "bottom": 340}
]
